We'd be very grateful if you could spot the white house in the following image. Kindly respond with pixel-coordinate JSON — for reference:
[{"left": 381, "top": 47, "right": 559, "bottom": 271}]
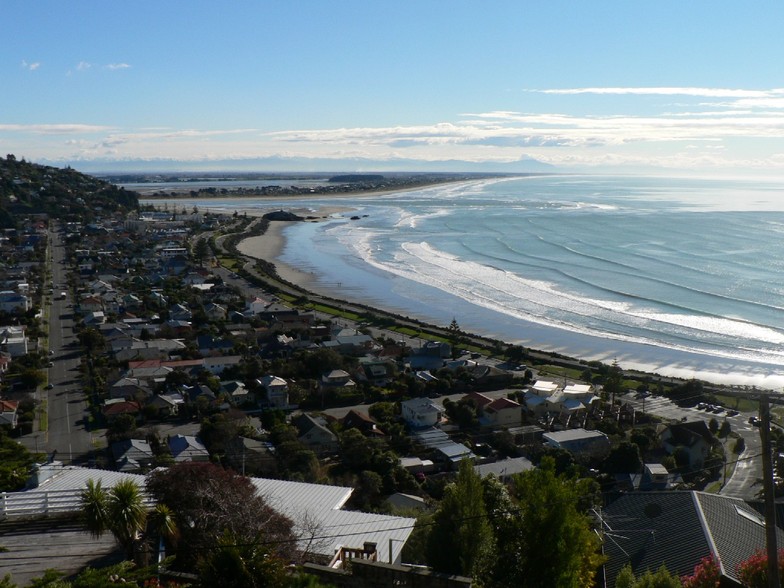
[
  {"left": 257, "top": 375, "right": 289, "bottom": 408},
  {"left": 401, "top": 397, "right": 443, "bottom": 429}
]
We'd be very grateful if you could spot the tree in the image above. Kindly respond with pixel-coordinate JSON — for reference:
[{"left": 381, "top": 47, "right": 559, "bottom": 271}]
[
  {"left": 681, "top": 555, "right": 721, "bottom": 588},
  {"left": 616, "top": 564, "right": 683, "bottom": 587},
  {"left": 80, "top": 478, "right": 148, "bottom": 562},
  {"left": 718, "top": 420, "right": 731, "bottom": 438},
  {"left": 0, "top": 429, "right": 37, "bottom": 491},
  {"left": 602, "top": 441, "right": 643, "bottom": 475},
  {"left": 146, "top": 462, "right": 296, "bottom": 570},
  {"left": 426, "top": 459, "right": 493, "bottom": 578},
  {"left": 736, "top": 548, "right": 784, "bottom": 588},
  {"left": 507, "top": 456, "right": 604, "bottom": 587},
  {"left": 197, "top": 530, "right": 288, "bottom": 588},
  {"left": 708, "top": 418, "right": 719, "bottom": 435}
]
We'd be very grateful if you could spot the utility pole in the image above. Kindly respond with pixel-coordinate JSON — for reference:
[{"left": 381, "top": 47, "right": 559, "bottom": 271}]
[{"left": 759, "top": 394, "right": 779, "bottom": 588}]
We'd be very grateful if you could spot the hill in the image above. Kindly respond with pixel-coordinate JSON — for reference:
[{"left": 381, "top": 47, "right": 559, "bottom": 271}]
[{"left": 0, "top": 154, "right": 138, "bottom": 227}]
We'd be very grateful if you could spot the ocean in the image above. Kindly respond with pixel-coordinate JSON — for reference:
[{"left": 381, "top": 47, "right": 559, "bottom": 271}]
[{"left": 142, "top": 174, "right": 784, "bottom": 388}]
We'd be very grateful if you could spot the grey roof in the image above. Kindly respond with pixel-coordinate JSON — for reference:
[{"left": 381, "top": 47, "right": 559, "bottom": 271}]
[
  {"left": 603, "top": 491, "right": 784, "bottom": 587},
  {"left": 251, "top": 477, "right": 414, "bottom": 564},
  {"left": 474, "top": 457, "right": 534, "bottom": 479},
  {"left": 9, "top": 464, "right": 414, "bottom": 565}
]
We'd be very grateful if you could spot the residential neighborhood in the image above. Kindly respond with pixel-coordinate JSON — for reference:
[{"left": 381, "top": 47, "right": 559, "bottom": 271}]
[{"left": 0, "top": 157, "right": 781, "bottom": 587}]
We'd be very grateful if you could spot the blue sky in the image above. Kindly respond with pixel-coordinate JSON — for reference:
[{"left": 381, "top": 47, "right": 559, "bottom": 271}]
[{"left": 4, "top": 1, "right": 784, "bottom": 174}]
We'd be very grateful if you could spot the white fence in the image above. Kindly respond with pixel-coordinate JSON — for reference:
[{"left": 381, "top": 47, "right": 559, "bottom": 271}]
[{"left": 0, "top": 489, "right": 154, "bottom": 520}]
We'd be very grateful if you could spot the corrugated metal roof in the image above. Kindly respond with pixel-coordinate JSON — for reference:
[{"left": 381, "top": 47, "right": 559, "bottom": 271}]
[
  {"left": 250, "top": 477, "right": 414, "bottom": 563},
  {"left": 11, "top": 464, "right": 415, "bottom": 565}
]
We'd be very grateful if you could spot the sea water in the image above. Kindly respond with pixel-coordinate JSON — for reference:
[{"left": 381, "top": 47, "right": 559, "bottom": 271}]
[{"left": 145, "top": 175, "right": 784, "bottom": 387}]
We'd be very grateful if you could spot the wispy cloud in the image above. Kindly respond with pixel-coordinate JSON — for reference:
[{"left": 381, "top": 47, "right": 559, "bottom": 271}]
[
  {"left": 20, "top": 60, "right": 41, "bottom": 71},
  {"left": 0, "top": 123, "right": 111, "bottom": 134},
  {"left": 538, "top": 87, "right": 780, "bottom": 99},
  {"left": 76, "top": 61, "right": 92, "bottom": 71},
  {"left": 105, "top": 63, "right": 131, "bottom": 70}
]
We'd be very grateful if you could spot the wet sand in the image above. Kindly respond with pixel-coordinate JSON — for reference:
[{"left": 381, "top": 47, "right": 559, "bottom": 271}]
[{"left": 236, "top": 220, "right": 314, "bottom": 288}]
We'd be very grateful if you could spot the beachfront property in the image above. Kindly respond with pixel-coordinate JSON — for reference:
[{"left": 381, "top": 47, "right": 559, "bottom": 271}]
[{"left": 523, "top": 379, "right": 599, "bottom": 423}]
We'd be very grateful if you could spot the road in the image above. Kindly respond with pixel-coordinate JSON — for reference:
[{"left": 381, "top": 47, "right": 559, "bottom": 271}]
[{"left": 19, "top": 224, "right": 94, "bottom": 464}]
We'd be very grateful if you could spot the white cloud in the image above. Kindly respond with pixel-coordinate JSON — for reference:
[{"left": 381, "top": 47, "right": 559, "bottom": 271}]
[
  {"left": 0, "top": 123, "right": 111, "bottom": 134},
  {"left": 538, "top": 87, "right": 778, "bottom": 99},
  {"left": 20, "top": 60, "right": 41, "bottom": 71},
  {"left": 105, "top": 63, "right": 131, "bottom": 70},
  {"left": 76, "top": 61, "right": 92, "bottom": 71}
]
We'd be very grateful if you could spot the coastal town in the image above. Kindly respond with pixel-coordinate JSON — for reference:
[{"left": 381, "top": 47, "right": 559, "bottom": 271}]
[{"left": 0, "top": 156, "right": 782, "bottom": 587}]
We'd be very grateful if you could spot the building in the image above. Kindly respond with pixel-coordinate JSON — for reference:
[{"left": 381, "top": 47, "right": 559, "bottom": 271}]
[
  {"left": 401, "top": 397, "right": 444, "bottom": 429},
  {"left": 603, "top": 491, "right": 784, "bottom": 587},
  {"left": 542, "top": 428, "right": 611, "bottom": 459}
]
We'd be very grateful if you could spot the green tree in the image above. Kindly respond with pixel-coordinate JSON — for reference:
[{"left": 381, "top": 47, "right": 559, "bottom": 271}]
[
  {"left": 616, "top": 564, "right": 683, "bottom": 588},
  {"left": 80, "top": 478, "right": 148, "bottom": 562},
  {"left": 197, "top": 531, "right": 288, "bottom": 588},
  {"left": 508, "top": 456, "right": 604, "bottom": 588},
  {"left": 0, "top": 429, "right": 37, "bottom": 491},
  {"left": 426, "top": 459, "right": 493, "bottom": 578},
  {"left": 718, "top": 420, "right": 731, "bottom": 438}
]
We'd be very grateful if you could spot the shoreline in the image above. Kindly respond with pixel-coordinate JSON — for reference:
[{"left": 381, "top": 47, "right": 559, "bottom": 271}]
[{"left": 229, "top": 193, "right": 784, "bottom": 391}]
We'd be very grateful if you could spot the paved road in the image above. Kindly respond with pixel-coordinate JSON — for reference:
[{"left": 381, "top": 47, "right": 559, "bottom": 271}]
[{"left": 19, "top": 224, "right": 94, "bottom": 464}]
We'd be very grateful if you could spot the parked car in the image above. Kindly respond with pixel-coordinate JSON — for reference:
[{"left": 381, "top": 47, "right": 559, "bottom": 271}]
[{"left": 749, "top": 416, "right": 760, "bottom": 426}]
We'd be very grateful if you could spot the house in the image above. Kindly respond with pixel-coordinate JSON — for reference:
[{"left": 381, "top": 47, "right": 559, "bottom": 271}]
[
  {"left": 224, "top": 436, "right": 278, "bottom": 476},
  {"left": 408, "top": 341, "right": 451, "bottom": 371},
  {"left": 246, "top": 296, "right": 273, "bottom": 316},
  {"left": 168, "top": 434, "right": 209, "bottom": 462},
  {"left": 413, "top": 427, "right": 475, "bottom": 469},
  {"left": 204, "top": 303, "right": 227, "bottom": 322},
  {"left": 465, "top": 392, "right": 522, "bottom": 428},
  {"left": 102, "top": 399, "right": 142, "bottom": 423},
  {"left": 0, "top": 326, "right": 28, "bottom": 357},
  {"left": 385, "top": 493, "right": 429, "bottom": 512},
  {"left": 221, "top": 380, "right": 251, "bottom": 405},
  {"left": 640, "top": 463, "right": 670, "bottom": 490},
  {"left": 342, "top": 410, "right": 384, "bottom": 437},
  {"left": 196, "top": 334, "right": 235, "bottom": 356},
  {"left": 147, "top": 392, "right": 184, "bottom": 417},
  {"left": 474, "top": 456, "right": 534, "bottom": 482},
  {"left": 0, "top": 291, "right": 31, "bottom": 313},
  {"left": 109, "top": 377, "right": 151, "bottom": 400},
  {"left": 482, "top": 396, "right": 522, "bottom": 427},
  {"left": 257, "top": 375, "right": 289, "bottom": 409},
  {"left": 202, "top": 355, "right": 242, "bottom": 375},
  {"left": 401, "top": 397, "right": 443, "bottom": 429},
  {"left": 169, "top": 303, "right": 192, "bottom": 322},
  {"left": 660, "top": 420, "right": 715, "bottom": 469},
  {"left": 292, "top": 413, "right": 339, "bottom": 454},
  {"left": 0, "top": 399, "right": 19, "bottom": 428},
  {"left": 603, "top": 491, "right": 784, "bottom": 587},
  {"left": 321, "top": 369, "right": 355, "bottom": 390},
  {"left": 111, "top": 438, "right": 155, "bottom": 472},
  {"left": 542, "top": 428, "right": 611, "bottom": 459}
]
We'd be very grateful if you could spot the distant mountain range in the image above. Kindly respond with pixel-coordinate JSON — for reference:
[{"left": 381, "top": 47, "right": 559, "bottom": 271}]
[{"left": 47, "top": 154, "right": 556, "bottom": 175}]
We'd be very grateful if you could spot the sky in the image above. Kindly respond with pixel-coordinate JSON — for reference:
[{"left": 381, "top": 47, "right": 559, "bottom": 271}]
[{"left": 4, "top": 1, "right": 784, "bottom": 175}]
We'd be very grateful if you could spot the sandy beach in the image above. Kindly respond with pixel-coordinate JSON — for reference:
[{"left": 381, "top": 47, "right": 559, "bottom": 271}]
[
  {"left": 236, "top": 203, "right": 355, "bottom": 290},
  {"left": 237, "top": 220, "right": 315, "bottom": 288}
]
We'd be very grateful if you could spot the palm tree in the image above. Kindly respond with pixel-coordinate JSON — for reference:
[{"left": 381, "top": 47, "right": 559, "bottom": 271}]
[{"left": 80, "top": 478, "right": 149, "bottom": 562}]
